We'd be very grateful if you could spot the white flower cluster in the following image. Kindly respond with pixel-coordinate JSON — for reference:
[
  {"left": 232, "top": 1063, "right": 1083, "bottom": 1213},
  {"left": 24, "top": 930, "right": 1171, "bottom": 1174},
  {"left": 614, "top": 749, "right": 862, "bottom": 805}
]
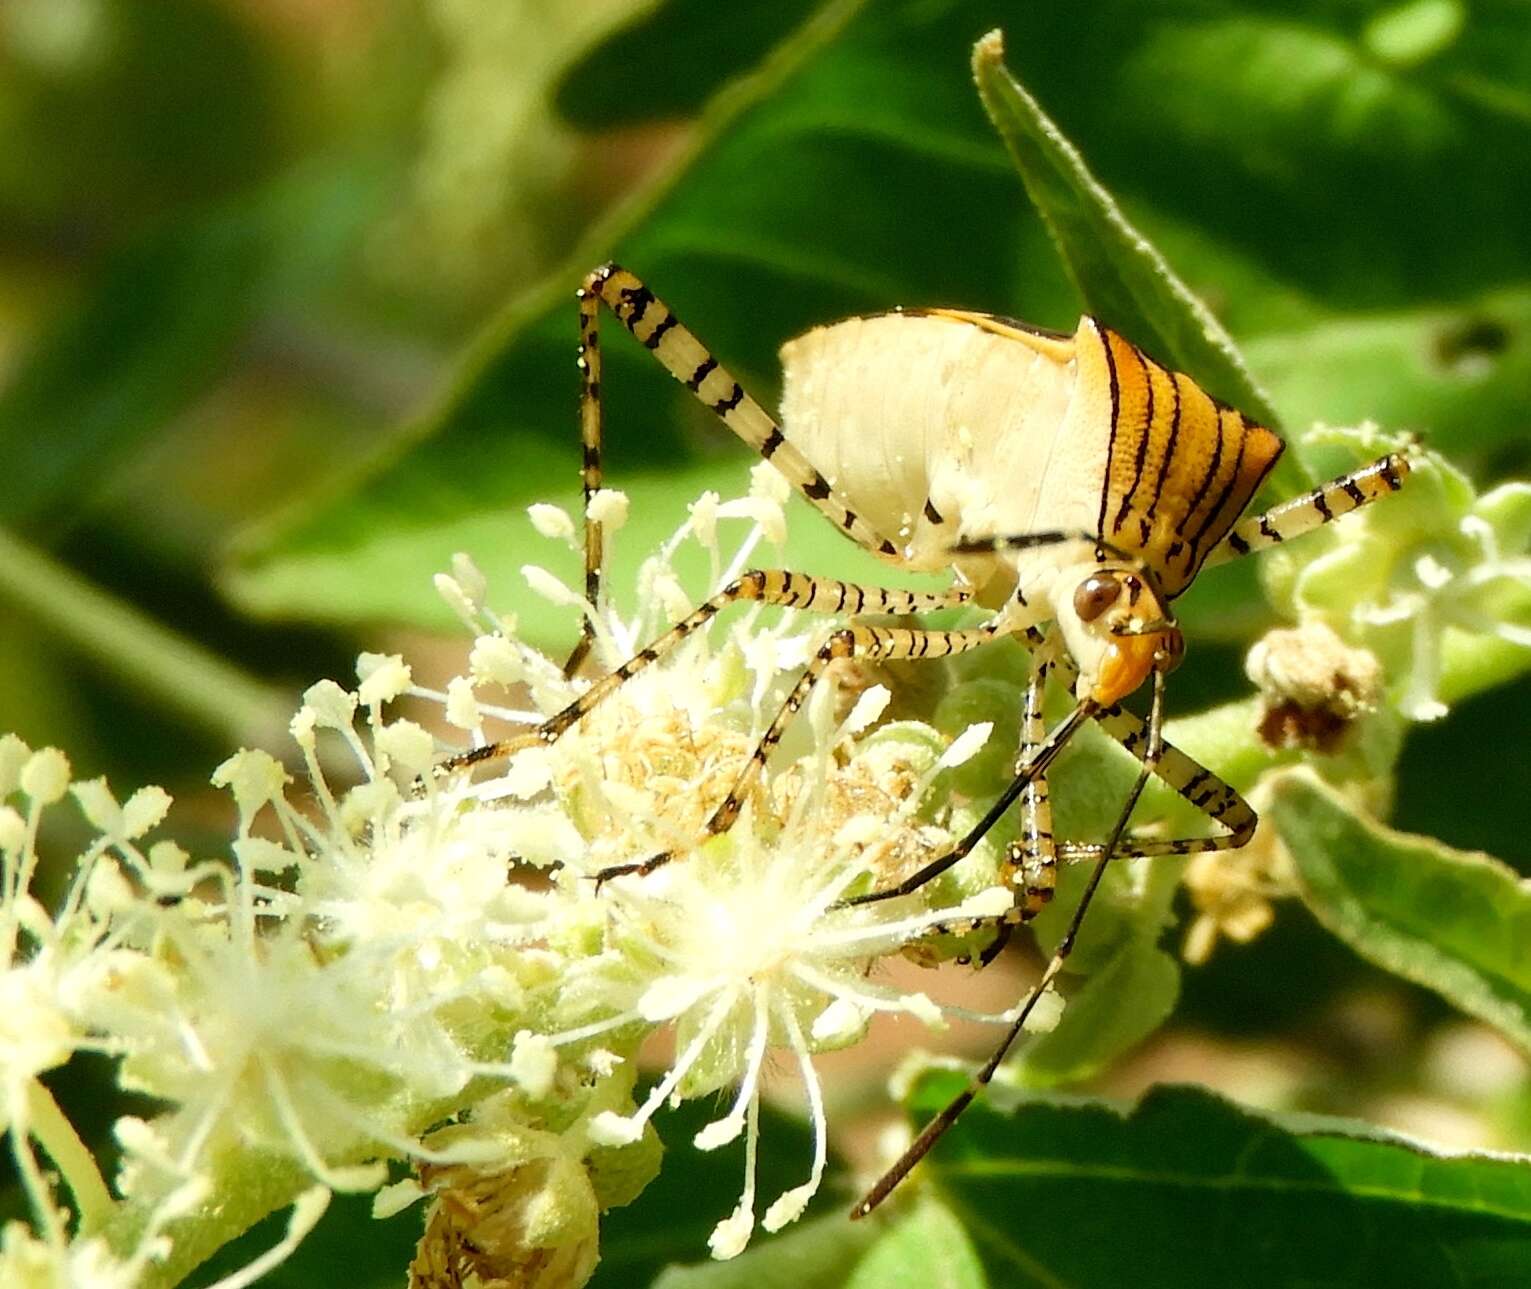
[
  {"left": 1, "top": 469, "right": 1044, "bottom": 1285},
  {"left": 1267, "top": 425, "right": 1531, "bottom": 721}
]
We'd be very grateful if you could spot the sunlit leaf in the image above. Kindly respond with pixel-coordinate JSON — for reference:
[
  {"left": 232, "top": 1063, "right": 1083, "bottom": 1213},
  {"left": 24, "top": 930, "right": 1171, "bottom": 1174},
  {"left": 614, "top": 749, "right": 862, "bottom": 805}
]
[
  {"left": 1273, "top": 769, "right": 1531, "bottom": 1053},
  {"left": 971, "top": 31, "right": 1283, "bottom": 438},
  {"left": 913, "top": 1079, "right": 1531, "bottom": 1287},
  {"left": 1014, "top": 937, "right": 1180, "bottom": 1087}
]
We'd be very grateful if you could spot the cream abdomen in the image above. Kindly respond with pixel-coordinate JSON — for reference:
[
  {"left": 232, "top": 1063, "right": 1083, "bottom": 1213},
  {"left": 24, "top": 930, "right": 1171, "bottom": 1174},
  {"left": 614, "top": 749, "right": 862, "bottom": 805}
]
[{"left": 779, "top": 311, "right": 1091, "bottom": 575}]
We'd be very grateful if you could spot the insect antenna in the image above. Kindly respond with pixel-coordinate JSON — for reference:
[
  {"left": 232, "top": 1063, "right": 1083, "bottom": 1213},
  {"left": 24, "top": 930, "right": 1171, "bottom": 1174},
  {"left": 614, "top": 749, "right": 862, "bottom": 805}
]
[
  {"left": 951, "top": 528, "right": 1137, "bottom": 562},
  {"left": 951, "top": 529, "right": 1174, "bottom": 607},
  {"left": 850, "top": 663, "right": 1170, "bottom": 1220}
]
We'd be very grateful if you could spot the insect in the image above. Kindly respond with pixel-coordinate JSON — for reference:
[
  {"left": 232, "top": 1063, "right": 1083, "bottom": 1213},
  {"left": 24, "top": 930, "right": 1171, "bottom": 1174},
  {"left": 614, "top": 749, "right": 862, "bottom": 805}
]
[{"left": 442, "top": 263, "right": 1409, "bottom": 1215}]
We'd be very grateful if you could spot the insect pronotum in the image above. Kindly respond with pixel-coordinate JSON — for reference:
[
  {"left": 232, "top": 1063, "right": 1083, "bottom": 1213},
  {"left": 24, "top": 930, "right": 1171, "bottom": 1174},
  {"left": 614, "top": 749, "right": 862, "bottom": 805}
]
[{"left": 441, "top": 263, "right": 1409, "bottom": 1216}]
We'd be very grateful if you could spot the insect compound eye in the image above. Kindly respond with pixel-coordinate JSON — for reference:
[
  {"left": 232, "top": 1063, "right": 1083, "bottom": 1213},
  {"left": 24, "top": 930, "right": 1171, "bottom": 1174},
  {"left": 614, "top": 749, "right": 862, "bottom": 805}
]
[{"left": 1072, "top": 573, "right": 1120, "bottom": 623}]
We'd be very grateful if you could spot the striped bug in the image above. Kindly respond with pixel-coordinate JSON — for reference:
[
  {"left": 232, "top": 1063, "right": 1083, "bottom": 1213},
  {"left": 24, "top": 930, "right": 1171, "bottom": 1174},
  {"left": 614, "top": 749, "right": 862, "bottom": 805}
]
[{"left": 442, "top": 264, "right": 1409, "bottom": 1214}]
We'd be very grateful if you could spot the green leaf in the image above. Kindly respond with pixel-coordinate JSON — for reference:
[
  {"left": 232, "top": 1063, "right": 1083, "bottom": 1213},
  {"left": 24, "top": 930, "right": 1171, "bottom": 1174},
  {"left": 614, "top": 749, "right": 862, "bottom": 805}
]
[
  {"left": 0, "top": 209, "right": 266, "bottom": 530},
  {"left": 845, "top": 1195, "right": 985, "bottom": 1289},
  {"left": 1244, "top": 287, "right": 1531, "bottom": 468},
  {"left": 555, "top": 0, "right": 820, "bottom": 127},
  {"left": 914, "top": 1080, "right": 1531, "bottom": 1288},
  {"left": 1015, "top": 937, "right": 1180, "bottom": 1088},
  {"left": 651, "top": 1213, "right": 877, "bottom": 1289},
  {"left": 228, "top": 456, "right": 927, "bottom": 642},
  {"left": 653, "top": 1197, "right": 983, "bottom": 1289},
  {"left": 970, "top": 31, "right": 1284, "bottom": 439},
  {"left": 1273, "top": 769, "right": 1531, "bottom": 1053}
]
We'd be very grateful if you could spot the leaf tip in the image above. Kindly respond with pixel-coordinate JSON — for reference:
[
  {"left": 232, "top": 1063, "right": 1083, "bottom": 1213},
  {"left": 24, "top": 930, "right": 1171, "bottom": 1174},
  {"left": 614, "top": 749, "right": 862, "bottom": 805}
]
[
  {"left": 971, "top": 28, "right": 1007, "bottom": 89},
  {"left": 974, "top": 27, "right": 1005, "bottom": 63}
]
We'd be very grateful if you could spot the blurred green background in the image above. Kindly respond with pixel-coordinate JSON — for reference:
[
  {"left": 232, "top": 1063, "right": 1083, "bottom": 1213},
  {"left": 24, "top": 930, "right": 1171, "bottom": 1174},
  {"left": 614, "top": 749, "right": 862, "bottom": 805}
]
[{"left": 2, "top": 0, "right": 1529, "bottom": 1281}]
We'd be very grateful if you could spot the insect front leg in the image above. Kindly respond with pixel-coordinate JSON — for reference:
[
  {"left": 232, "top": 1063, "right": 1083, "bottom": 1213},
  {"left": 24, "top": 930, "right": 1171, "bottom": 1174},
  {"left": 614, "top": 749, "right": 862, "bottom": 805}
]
[
  {"left": 439, "top": 573, "right": 974, "bottom": 777},
  {"left": 851, "top": 668, "right": 1172, "bottom": 1220},
  {"left": 839, "top": 681, "right": 1095, "bottom": 910},
  {"left": 593, "top": 619, "right": 1007, "bottom": 887},
  {"left": 1043, "top": 651, "right": 1258, "bottom": 858},
  {"left": 1207, "top": 452, "right": 1410, "bottom": 564},
  {"left": 563, "top": 263, "right": 907, "bottom": 677},
  {"left": 924, "top": 630, "right": 1064, "bottom": 968}
]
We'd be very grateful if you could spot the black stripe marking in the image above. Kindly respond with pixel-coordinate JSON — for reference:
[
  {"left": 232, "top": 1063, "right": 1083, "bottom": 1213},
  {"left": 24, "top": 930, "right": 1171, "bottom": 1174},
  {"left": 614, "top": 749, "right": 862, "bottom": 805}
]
[
  {"left": 1342, "top": 479, "right": 1365, "bottom": 506},
  {"left": 923, "top": 498, "right": 944, "bottom": 524},
  {"left": 1111, "top": 344, "right": 1156, "bottom": 533},
  {"left": 761, "top": 426, "right": 785, "bottom": 458},
  {"left": 1095, "top": 323, "right": 1122, "bottom": 543},
  {"left": 1228, "top": 531, "right": 1251, "bottom": 555},
  {"left": 1145, "top": 370, "right": 1183, "bottom": 522},
  {"left": 685, "top": 357, "right": 717, "bottom": 391},
  {"left": 712, "top": 384, "right": 744, "bottom": 415},
  {"left": 1313, "top": 491, "right": 1334, "bottom": 521},
  {"left": 1179, "top": 404, "right": 1227, "bottom": 543},
  {"left": 841, "top": 509, "right": 858, "bottom": 530},
  {"left": 619, "top": 285, "right": 654, "bottom": 328},
  {"left": 804, "top": 475, "right": 832, "bottom": 501},
  {"left": 1187, "top": 414, "right": 1249, "bottom": 561},
  {"left": 642, "top": 313, "right": 677, "bottom": 350}
]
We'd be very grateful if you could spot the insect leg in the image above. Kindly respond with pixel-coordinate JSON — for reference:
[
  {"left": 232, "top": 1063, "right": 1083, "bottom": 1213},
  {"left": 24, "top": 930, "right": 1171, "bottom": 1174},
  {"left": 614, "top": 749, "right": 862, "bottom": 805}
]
[
  {"left": 921, "top": 631, "right": 1065, "bottom": 966},
  {"left": 839, "top": 687, "right": 1095, "bottom": 909},
  {"left": 563, "top": 279, "right": 607, "bottom": 678},
  {"left": 851, "top": 668, "right": 1170, "bottom": 1220},
  {"left": 1029, "top": 651, "right": 1257, "bottom": 858},
  {"left": 1206, "top": 452, "right": 1410, "bottom": 565},
  {"left": 440, "top": 573, "right": 974, "bottom": 776},
  {"left": 563, "top": 267, "right": 905, "bottom": 678},
  {"left": 594, "top": 619, "right": 1013, "bottom": 886}
]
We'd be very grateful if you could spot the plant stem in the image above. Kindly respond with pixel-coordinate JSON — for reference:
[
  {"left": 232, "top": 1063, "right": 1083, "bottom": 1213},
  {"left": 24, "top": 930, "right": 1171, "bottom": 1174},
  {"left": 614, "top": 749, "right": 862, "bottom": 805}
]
[
  {"left": 0, "top": 526, "right": 289, "bottom": 750},
  {"left": 26, "top": 1078, "right": 115, "bottom": 1235}
]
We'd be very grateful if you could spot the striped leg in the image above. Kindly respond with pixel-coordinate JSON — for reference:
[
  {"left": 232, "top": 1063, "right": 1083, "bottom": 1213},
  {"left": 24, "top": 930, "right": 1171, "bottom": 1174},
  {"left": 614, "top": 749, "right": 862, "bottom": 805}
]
[
  {"left": 853, "top": 667, "right": 1174, "bottom": 1219},
  {"left": 594, "top": 619, "right": 1008, "bottom": 885},
  {"left": 839, "top": 689, "right": 1096, "bottom": 910},
  {"left": 440, "top": 572, "right": 973, "bottom": 775},
  {"left": 563, "top": 263, "right": 905, "bottom": 676},
  {"left": 930, "top": 631, "right": 1064, "bottom": 967},
  {"left": 1207, "top": 453, "right": 1410, "bottom": 565},
  {"left": 1008, "top": 633, "right": 1062, "bottom": 920},
  {"left": 1040, "top": 650, "right": 1258, "bottom": 859}
]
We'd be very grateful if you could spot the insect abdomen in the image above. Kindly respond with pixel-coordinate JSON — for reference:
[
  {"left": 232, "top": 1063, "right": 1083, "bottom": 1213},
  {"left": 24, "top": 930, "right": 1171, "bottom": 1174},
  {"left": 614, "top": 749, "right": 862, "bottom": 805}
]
[{"left": 779, "top": 311, "right": 1081, "bottom": 577}]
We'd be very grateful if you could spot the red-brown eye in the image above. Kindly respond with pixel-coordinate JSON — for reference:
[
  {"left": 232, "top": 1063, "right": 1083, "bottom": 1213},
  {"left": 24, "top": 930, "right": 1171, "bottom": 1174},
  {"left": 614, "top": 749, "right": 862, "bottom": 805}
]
[{"left": 1073, "top": 573, "right": 1119, "bottom": 622}]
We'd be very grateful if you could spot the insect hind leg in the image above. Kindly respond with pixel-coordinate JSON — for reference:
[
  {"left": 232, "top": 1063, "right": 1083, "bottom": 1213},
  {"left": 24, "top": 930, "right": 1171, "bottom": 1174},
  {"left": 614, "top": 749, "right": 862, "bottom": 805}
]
[{"left": 563, "top": 264, "right": 908, "bottom": 678}]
